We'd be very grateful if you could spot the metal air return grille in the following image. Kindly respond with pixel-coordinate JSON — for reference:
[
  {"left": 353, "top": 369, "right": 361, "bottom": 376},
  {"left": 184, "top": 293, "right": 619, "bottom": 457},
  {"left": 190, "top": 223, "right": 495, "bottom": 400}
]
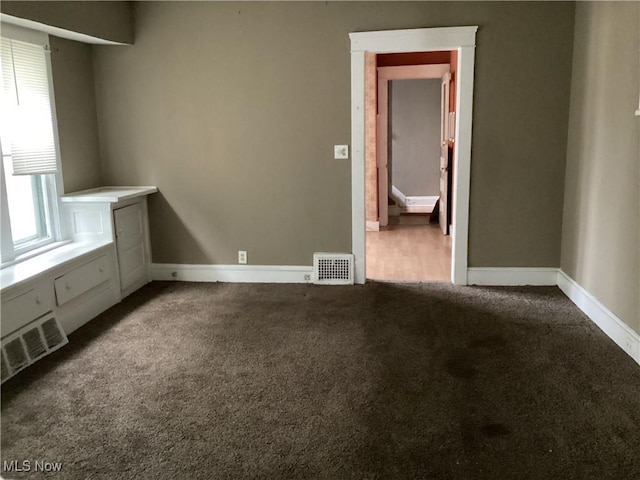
[
  {"left": 1, "top": 314, "right": 68, "bottom": 384},
  {"left": 313, "top": 253, "right": 354, "bottom": 285}
]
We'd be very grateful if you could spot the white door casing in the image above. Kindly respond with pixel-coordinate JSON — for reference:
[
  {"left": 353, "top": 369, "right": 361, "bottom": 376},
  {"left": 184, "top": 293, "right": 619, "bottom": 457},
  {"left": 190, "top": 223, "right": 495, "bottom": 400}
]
[
  {"left": 439, "top": 72, "right": 451, "bottom": 236},
  {"left": 350, "top": 26, "right": 478, "bottom": 285},
  {"left": 377, "top": 77, "right": 389, "bottom": 227},
  {"left": 377, "top": 64, "right": 450, "bottom": 228}
]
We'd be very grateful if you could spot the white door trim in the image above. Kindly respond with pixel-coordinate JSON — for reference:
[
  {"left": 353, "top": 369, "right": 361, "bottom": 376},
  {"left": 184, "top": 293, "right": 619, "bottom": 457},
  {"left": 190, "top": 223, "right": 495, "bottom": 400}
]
[
  {"left": 376, "top": 69, "right": 390, "bottom": 227},
  {"left": 350, "top": 26, "right": 478, "bottom": 285},
  {"left": 439, "top": 71, "right": 451, "bottom": 235},
  {"left": 378, "top": 64, "right": 450, "bottom": 81},
  {"left": 377, "top": 64, "right": 450, "bottom": 227}
]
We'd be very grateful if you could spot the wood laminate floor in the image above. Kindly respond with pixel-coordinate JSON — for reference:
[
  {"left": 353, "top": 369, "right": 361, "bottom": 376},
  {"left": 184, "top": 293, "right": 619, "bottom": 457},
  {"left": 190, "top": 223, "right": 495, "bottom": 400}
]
[{"left": 366, "top": 222, "right": 451, "bottom": 282}]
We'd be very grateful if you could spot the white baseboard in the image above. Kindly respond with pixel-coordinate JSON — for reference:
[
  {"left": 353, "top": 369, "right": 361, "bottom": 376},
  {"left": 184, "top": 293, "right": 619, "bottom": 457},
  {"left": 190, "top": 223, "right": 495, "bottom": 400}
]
[
  {"left": 152, "top": 264, "right": 313, "bottom": 284},
  {"left": 389, "top": 204, "right": 434, "bottom": 215},
  {"left": 557, "top": 270, "right": 639, "bottom": 365},
  {"left": 405, "top": 195, "right": 438, "bottom": 208},
  {"left": 390, "top": 185, "right": 406, "bottom": 206},
  {"left": 467, "top": 267, "right": 558, "bottom": 286},
  {"left": 466, "top": 267, "right": 639, "bottom": 365},
  {"left": 151, "top": 263, "right": 639, "bottom": 364},
  {"left": 390, "top": 185, "right": 437, "bottom": 213},
  {"left": 403, "top": 205, "right": 434, "bottom": 214},
  {"left": 366, "top": 220, "right": 380, "bottom": 231}
]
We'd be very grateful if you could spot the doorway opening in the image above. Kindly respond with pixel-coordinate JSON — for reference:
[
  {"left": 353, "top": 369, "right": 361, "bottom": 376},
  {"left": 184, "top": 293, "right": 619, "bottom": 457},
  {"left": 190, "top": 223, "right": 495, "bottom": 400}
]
[
  {"left": 366, "top": 55, "right": 455, "bottom": 282},
  {"left": 349, "top": 27, "right": 478, "bottom": 285}
]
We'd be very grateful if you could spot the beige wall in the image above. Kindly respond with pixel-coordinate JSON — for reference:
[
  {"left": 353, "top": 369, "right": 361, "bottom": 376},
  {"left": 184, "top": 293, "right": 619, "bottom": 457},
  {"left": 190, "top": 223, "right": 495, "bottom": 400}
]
[
  {"left": 50, "top": 36, "right": 103, "bottom": 193},
  {"left": 92, "top": 1, "right": 575, "bottom": 266},
  {"left": 1, "top": 1, "right": 133, "bottom": 44},
  {"left": 561, "top": 2, "right": 640, "bottom": 333}
]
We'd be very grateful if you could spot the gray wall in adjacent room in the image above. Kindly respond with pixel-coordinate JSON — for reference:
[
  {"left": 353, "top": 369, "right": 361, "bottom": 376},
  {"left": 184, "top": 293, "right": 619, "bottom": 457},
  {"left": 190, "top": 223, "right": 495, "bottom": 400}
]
[{"left": 391, "top": 79, "right": 441, "bottom": 198}]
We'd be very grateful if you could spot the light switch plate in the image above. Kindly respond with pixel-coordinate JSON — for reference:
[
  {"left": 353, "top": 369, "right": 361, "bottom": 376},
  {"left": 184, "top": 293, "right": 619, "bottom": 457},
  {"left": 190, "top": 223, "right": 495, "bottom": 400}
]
[{"left": 334, "top": 145, "right": 349, "bottom": 160}]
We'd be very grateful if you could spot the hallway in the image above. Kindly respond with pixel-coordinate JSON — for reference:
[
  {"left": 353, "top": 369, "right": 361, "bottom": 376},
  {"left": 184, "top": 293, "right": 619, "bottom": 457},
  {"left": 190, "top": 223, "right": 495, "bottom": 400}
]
[{"left": 366, "top": 220, "right": 452, "bottom": 282}]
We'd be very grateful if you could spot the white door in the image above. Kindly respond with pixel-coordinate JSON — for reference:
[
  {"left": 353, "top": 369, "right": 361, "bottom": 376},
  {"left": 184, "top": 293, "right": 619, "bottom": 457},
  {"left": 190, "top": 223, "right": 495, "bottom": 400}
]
[
  {"left": 114, "top": 203, "right": 147, "bottom": 293},
  {"left": 439, "top": 73, "right": 451, "bottom": 235},
  {"left": 377, "top": 78, "right": 390, "bottom": 227}
]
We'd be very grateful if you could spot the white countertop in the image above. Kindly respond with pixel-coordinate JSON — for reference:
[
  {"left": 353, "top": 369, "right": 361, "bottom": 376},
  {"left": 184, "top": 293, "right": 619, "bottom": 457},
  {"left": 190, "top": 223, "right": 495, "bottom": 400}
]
[
  {"left": 61, "top": 186, "right": 158, "bottom": 203},
  {"left": 1, "top": 241, "right": 113, "bottom": 291}
]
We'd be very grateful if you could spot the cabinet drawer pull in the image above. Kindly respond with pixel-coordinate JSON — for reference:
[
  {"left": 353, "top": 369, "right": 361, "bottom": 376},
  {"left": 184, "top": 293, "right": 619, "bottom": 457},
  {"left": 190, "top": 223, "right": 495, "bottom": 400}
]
[
  {"left": 54, "top": 254, "right": 111, "bottom": 306},
  {"left": 1, "top": 287, "right": 53, "bottom": 337}
]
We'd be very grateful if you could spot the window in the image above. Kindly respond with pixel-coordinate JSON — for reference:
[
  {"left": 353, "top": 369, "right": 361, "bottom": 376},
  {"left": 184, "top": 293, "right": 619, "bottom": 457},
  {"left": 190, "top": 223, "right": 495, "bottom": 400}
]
[{"left": 0, "top": 25, "right": 62, "bottom": 264}]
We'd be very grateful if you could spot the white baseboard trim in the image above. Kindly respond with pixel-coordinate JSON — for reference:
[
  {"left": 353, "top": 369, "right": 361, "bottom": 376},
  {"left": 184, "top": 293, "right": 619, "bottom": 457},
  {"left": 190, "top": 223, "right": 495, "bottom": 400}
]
[
  {"left": 390, "top": 185, "right": 406, "bottom": 206},
  {"left": 557, "top": 270, "right": 640, "bottom": 365},
  {"left": 405, "top": 195, "right": 438, "bottom": 208},
  {"left": 366, "top": 220, "right": 380, "bottom": 231},
  {"left": 467, "top": 267, "right": 639, "bottom": 365},
  {"left": 467, "top": 267, "right": 559, "bottom": 286},
  {"left": 151, "top": 263, "right": 639, "bottom": 364},
  {"left": 390, "top": 186, "right": 437, "bottom": 213},
  {"left": 389, "top": 205, "right": 434, "bottom": 215},
  {"left": 403, "top": 205, "right": 434, "bottom": 214},
  {"left": 152, "top": 263, "right": 313, "bottom": 284}
]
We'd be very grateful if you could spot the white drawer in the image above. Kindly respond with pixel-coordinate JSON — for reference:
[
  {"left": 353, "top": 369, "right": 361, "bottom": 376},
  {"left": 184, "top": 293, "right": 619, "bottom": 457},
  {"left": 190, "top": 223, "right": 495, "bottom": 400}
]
[
  {"left": 1, "top": 283, "right": 55, "bottom": 337},
  {"left": 54, "top": 255, "right": 112, "bottom": 306}
]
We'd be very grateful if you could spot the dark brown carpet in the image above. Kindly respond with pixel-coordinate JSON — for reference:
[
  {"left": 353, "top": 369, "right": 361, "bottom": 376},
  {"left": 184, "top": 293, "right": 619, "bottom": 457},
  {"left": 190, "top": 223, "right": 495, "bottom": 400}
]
[{"left": 2, "top": 281, "right": 639, "bottom": 479}]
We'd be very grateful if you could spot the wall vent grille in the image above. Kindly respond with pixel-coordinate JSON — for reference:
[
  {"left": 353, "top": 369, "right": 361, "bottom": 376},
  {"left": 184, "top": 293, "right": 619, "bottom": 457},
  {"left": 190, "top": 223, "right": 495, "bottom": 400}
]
[
  {"left": 313, "top": 253, "right": 354, "bottom": 285},
  {"left": 1, "top": 314, "right": 68, "bottom": 384}
]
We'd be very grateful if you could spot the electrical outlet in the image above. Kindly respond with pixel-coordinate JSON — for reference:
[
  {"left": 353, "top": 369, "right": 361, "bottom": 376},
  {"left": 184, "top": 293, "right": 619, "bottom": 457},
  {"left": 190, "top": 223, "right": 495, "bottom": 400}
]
[
  {"left": 334, "top": 145, "right": 349, "bottom": 160},
  {"left": 238, "top": 251, "right": 247, "bottom": 264}
]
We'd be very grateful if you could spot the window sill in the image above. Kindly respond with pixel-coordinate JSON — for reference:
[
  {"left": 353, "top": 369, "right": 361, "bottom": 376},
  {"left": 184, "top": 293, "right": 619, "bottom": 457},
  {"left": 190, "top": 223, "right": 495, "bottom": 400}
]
[
  {"left": 1, "top": 240, "right": 114, "bottom": 292},
  {"left": 1, "top": 240, "right": 72, "bottom": 270}
]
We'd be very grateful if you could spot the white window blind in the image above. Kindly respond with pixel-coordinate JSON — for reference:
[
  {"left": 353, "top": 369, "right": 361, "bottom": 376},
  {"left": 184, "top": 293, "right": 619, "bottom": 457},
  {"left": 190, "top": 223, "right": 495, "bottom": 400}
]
[{"left": 1, "top": 37, "right": 58, "bottom": 175}]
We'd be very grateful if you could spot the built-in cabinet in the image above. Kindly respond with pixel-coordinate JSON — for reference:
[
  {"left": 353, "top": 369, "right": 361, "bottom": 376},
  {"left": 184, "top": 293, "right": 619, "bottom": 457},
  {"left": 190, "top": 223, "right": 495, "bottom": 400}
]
[
  {"left": 1, "top": 186, "right": 157, "bottom": 383},
  {"left": 1, "top": 243, "right": 119, "bottom": 382},
  {"left": 114, "top": 202, "right": 148, "bottom": 295},
  {"left": 61, "top": 186, "right": 157, "bottom": 298}
]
